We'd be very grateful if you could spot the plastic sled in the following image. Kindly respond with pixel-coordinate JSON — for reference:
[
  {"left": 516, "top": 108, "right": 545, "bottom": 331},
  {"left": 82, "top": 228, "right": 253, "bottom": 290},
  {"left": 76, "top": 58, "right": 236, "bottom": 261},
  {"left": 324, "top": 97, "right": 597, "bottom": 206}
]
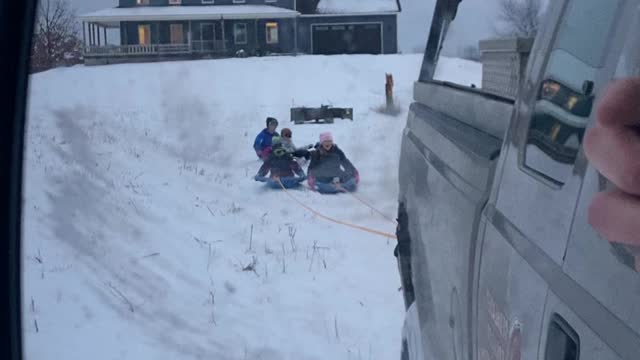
[
  {"left": 315, "top": 178, "right": 357, "bottom": 194},
  {"left": 266, "top": 176, "right": 306, "bottom": 189}
]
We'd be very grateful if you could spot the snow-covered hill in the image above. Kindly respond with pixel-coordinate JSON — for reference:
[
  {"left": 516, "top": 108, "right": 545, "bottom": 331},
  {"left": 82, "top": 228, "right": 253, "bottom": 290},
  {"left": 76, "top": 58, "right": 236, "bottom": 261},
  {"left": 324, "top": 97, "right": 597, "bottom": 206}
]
[{"left": 22, "top": 54, "right": 479, "bottom": 360}]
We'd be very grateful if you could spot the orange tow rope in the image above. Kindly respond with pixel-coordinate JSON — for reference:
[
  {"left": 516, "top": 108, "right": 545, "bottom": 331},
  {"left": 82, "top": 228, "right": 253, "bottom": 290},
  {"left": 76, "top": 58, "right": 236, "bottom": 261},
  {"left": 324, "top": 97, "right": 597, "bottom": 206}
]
[
  {"left": 337, "top": 186, "right": 398, "bottom": 226},
  {"left": 277, "top": 179, "right": 397, "bottom": 240}
]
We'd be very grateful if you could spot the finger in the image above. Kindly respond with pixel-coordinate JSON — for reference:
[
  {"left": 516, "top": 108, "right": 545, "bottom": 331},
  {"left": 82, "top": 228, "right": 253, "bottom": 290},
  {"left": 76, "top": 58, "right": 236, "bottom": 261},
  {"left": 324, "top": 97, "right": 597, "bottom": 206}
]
[
  {"left": 585, "top": 78, "right": 640, "bottom": 194},
  {"left": 596, "top": 78, "right": 640, "bottom": 128},
  {"left": 588, "top": 189, "right": 640, "bottom": 247},
  {"left": 584, "top": 124, "right": 640, "bottom": 195}
]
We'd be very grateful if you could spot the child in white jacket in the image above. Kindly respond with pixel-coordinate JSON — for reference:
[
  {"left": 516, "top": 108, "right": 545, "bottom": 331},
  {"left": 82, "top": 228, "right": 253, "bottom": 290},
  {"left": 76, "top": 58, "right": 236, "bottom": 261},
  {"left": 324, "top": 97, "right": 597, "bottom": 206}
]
[{"left": 281, "top": 128, "right": 312, "bottom": 167}]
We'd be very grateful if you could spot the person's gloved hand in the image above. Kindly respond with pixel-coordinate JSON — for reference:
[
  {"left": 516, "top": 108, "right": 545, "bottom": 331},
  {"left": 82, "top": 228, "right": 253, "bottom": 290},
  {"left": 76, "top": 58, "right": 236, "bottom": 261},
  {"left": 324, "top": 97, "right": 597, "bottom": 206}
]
[
  {"left": 254, "top": 174, "right": 267, "bottom": 182},
  {"left": 307, "top": 175, "right": 316, "bottom": 190},
  {"left": 306, "top": 144, "right": 314, "bottom": 149},
  {"left": 261, "top": 147, "right": 272, "bottom": 160},
  {"left": 354, "top": 170, "right": 360, "bottom": 184},
  {"left": 256, "top": 150, "right": 262, "bottom": 159}
]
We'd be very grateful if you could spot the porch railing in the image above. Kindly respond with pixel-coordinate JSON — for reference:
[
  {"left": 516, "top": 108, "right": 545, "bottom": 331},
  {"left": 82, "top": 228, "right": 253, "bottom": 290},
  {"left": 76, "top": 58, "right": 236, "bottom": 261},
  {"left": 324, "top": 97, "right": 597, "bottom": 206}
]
[
  {"left": 84, "top": 41, "right": 225, "bottom": 57},
  {"left": 191, "top": 40, "right": 226, "bottom": 53}
]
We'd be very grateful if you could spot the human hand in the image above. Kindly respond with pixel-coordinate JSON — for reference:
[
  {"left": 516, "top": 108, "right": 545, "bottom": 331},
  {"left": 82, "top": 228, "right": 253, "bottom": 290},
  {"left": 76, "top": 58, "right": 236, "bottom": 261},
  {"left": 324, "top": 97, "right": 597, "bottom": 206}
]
[
  {"left": 308, "top": 175, "right": 316, "bottom": 190},
  {"left": 584, "top": 78, "right": 640, "bottom": 264}
]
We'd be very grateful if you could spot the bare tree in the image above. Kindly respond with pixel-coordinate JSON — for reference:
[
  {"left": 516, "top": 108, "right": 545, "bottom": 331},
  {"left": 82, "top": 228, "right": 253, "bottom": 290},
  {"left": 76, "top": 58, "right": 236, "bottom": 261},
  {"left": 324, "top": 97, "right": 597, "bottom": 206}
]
[
  {"left": 495, "top": 0, "right": 543, "bottom": 38},
  {"left": 30, "top": 0, "right": 82, "bottom": 73}
]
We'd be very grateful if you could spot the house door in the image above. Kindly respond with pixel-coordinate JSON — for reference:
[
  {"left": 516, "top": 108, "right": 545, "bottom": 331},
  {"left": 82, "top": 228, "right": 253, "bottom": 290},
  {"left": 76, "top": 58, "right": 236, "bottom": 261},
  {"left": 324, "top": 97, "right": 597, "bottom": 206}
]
[
  {"left": 138, "top": 24, "right": 151, "bottom": 45},
  {"left": 200, "top": 23, "right": 215, "bottom": 51},
  {"left": 170, "top": 24, "right": 184, "bottom": 44}
]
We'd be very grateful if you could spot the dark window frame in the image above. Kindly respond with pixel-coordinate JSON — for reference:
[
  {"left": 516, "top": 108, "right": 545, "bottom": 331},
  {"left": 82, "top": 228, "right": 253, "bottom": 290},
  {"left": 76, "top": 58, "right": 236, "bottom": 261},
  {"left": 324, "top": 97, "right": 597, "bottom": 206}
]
[{"left": 234, "top": 23, "right": 248, "bottom": 45}]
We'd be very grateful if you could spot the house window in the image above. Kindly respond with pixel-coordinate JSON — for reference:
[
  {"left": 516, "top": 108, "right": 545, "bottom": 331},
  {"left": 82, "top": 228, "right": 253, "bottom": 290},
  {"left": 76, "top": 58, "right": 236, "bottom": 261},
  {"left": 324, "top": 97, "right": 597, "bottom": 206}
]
[
  {"left": 169, "top": 0, "right": 182, "bottom": 4},
  {"left": 232, "top": 0, "right": 246, "bottom": 3},
  {"left": 266, "top": 22, "right": 278, "bottom": 44},
  {"left": 265, "top": 0, "right": 277, "bottom": 3},
  {"left": 138, "top": 24, "right": 151, "bottom": 45},
  {"left": 170, "top": 24, "right": 184, "bottom": 44},
  {"left": 200, "top": 23, "right": 215, "bottom": 41},
  {"left": 234, "top": 23, "right": 248, "bottom": 44},
  {"left": 202, "top": 0, "right": 214, "bottom": 3},
  {"left": 136, "top": 0, "right": 149, "bottom": 5},
  {"left": 199, "top": 23, "right": 215, "bottom": 51}
]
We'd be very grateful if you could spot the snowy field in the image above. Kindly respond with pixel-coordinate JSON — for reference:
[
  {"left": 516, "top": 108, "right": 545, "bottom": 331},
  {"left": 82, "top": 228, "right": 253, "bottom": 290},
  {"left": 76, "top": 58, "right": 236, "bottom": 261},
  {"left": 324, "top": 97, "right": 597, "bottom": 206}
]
[{"left": 22, "top": 54, "right": 480, "bottom": 360}]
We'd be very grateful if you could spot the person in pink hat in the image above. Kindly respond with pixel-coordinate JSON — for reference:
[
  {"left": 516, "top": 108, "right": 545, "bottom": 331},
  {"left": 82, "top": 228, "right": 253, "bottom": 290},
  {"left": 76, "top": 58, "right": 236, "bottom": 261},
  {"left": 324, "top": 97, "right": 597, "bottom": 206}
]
[{"left": 307, "top": 132, "right": 359, "bottom": 193}]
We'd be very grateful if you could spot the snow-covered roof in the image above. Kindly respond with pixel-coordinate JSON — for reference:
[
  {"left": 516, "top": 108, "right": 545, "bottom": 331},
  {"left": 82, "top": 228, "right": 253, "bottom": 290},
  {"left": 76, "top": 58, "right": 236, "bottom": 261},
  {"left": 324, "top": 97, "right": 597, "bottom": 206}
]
[
  {"left": 316, "top": 0, "right": 399, "bottom": 14},
  {"left": 80, "top": 5, "right": 299, "bottom": 24}
]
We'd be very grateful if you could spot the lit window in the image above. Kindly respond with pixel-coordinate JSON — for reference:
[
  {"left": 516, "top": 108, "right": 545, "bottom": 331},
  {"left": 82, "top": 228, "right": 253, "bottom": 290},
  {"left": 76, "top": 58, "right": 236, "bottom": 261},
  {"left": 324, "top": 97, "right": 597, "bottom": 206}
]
[
  {"left": 138, "top": 24, "right": 151, "bottom": 45},
  {"left": 266, "top": 22, "right": 278, "bottom": 44}
]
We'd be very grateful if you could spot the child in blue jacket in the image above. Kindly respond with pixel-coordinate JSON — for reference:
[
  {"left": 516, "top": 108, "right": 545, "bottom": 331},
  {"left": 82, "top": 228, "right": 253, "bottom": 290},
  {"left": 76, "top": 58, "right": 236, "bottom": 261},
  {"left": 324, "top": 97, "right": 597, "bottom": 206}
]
[{"left": 253, "top": 117, "right": 279, "bottom": 161}]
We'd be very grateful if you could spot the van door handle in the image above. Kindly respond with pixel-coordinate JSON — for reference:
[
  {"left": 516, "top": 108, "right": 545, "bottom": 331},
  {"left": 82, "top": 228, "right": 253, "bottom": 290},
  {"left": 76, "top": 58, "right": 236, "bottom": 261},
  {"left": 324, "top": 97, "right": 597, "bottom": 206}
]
[{"left": 545, "top": 315, "right": 580, "bottom": 360}]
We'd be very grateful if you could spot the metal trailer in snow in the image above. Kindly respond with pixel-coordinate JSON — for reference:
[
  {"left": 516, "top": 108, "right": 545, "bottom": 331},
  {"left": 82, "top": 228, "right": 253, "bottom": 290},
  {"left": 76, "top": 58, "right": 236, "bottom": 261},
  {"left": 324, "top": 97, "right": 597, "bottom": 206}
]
[
  {"left": 396, "top": 1, "right": 640, "bottom": 360},
  {"left": 290, "top": 105, "right": 354, "bottom": 124}
]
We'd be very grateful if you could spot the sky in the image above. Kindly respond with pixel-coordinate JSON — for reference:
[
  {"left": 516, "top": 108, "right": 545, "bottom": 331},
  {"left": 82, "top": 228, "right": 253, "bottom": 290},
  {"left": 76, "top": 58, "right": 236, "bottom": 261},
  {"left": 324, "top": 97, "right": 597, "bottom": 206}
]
[{"left": 69, "top": 0, "right": 505, "bottom": 53}]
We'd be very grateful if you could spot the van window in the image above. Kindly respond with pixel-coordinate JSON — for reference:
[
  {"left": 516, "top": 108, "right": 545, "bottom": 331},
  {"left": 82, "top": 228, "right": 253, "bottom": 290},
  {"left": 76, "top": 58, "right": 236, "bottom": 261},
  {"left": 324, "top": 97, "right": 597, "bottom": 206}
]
[
  {"left": 420, "top": 0, "right": 549, "bottom": 91},
  {"left": 523, "top": 0, "right": 622, "bottom": 185},
  {"left": 555, "top": 0, "right": 617, "bottom": 68}
]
